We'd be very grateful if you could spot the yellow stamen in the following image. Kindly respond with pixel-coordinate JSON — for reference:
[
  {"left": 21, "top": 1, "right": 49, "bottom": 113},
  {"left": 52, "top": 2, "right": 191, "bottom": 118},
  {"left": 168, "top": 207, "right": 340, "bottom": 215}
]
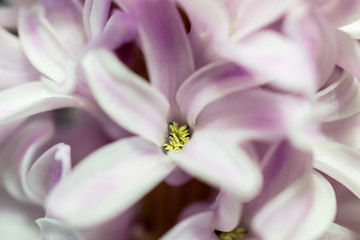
[
  {"left": 215, "top": 228, "right": 247, "bottom": 240},
  {"left": 163, "top": 122, "right": 190, "bottom": 152}
]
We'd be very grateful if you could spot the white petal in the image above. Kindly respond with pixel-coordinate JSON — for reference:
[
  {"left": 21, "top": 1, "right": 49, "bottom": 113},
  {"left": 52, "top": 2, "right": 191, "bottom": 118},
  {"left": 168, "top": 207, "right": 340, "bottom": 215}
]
[
  {"left": 46, "top": 137, "right": 174, "bottom": 227},
  {"left": 36, "top": 218, "right": 84, "bottom": 240}
]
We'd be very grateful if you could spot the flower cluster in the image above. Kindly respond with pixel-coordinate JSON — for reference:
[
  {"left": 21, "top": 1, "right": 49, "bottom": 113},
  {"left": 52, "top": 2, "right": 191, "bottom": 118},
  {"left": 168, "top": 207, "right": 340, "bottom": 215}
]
[{"left": 1, "top": 0, "right": 360, "bottom": 239}]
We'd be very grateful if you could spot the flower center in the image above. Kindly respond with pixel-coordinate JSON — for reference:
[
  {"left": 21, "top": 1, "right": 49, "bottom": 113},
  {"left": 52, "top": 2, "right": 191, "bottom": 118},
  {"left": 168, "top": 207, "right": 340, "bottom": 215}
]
[
  {"left": 163, "top": 122, "right": 190, "bottom": 152},
  {"left": 215, "top": 228, "right": 247, "bottom": 240}
]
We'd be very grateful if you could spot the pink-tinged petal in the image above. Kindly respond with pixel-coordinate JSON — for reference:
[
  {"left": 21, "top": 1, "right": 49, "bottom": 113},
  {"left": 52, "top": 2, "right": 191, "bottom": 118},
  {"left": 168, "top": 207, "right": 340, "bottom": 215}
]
[
  {"left": 37, "top": 0, "right": 85, "bottom": 56},
  {"left": 83, "top": 0, "right": 111, "bottom": 39},
  {"left": 340, "top": 17, "right": 360, "bottom": 39},
  {"left": 221, "top": 31, "right": 317, "bottom": 95},
  {"left": 246, "top": 141, "right": 312, "bottom": 217},
  {"left": 196, "top": 89, "right": 308, "bottom": 142},
  {"left": 319, "top": 224, "right": 360, "bottom": 240},
  {"left": 46, "top": 137, "right": 174, "bottom": 228},
  {"left": 313, "top": 141, "right": 360, "bottom": 198},
  {"left": 316, "top": 70, "right": 360, "bottom": 122},
  {"left": 212, "top": 190, "right": 242, "bottom": 232},
  {"left": 0, "top": 6, "right": 18, "bottom": 29},
  {"left": 313, "top": 0, "right": 360, "bottom": 27},
  {"left": 229, "top": 0, "right": 298, "bottom": 41},
  {"left": 0, "top": 27, "right": 39, "bottom": 89},
  {"left": 283, "top": 5, "right": 337, "bottom": 88},
  {"left": 252, "top": 172, "right": 336, "bottom": 240},
  {"left": 0, "top": 82, "right": 92, "bottom": 125},
  {"left": 18, "top": 5, "right": 76, "bottom": 93},
  {"left": 160, "top": 212, "right": 217, "bottom": 240},
  {"left": 36, "top": 218, "right": 83, "bottom": 240},
  {"left": 337, "top": 30, "right": 360, "bottom": 81},
  {"left": 169, "top": 130, "right": 262, "bottom": 200},
  {"left": 82, "top": 49, "right": 169, "bottom": 146},
  {"left": 0, "top": 117, "right": 54, "bottom": 203},
  {"left": 177, "top": 61, "right": 264, "bottom": 127},
  {"left": 26, "top": 143, "right": 71, "bottom": 204},
  {"left": 85, "top": 11, "right": 136, "bottom": 51},
  {"left": 130, "top": 0, "right": 194, "bottom": 114}
]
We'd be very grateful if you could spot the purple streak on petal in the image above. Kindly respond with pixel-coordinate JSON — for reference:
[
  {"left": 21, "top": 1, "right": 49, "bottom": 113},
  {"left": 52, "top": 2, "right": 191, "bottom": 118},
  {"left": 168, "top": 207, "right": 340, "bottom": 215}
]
[
  {"left": 18, "top": 5, "right": 76, "bottom": 93},
  {"left": 46, "top": 137, "right": 174, "bottom": 228},
  {"left": 283, "top": 5, "right": 337, "bottom": 89},
  {"left": 26, "top": 143, "right": 71, "bottom": 204},
  {"left": 160, "top": 212, "right": 217, "bottom": 240},
  {"left": 131, "top": 0, "right": 194, "bottom": 116},
  {"left": 83, "top": 0, "right": 111, "bottom": 39},
  {"left": 177, "top": 61, "right": 265, "bottom": 127}
]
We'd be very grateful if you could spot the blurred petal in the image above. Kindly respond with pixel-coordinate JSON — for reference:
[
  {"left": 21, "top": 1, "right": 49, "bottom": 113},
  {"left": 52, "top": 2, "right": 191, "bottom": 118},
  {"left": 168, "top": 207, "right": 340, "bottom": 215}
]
[
  {"left": 36, "top": 218, "right": 84, "bottom": 240},
  {"left": 46, "top": 137, "right": 174, "bottom": 227},
  {"left": 0, "top": 117, "right": 54, "bottom": 203},
  {"left": 0, "top": 27, "right": 39, "bottom": 89},
  {"left": 26, "top": 143, "right": 71, "bottom": 204},
  {"left": 252, "top": 172, "right": 336, "bottom": 240},
  {"left": 160, "top": 212, "right": 217, "bottom": 240},
  {"left": 0, "top": 82, "right": 91, "bottom": 125},
  {"left": 0, "top": 6, "right": 18, "bottom": 29},
  {"left": 19, "top": 5, "right": 76, "bottom": 93},
  {"left": 283, "top": 5, "right": 337, "bottom": 87},
  {"left": 319, "top": 223, "right": 360, "bottom": 240},
  {"left": 82, "top": 49, "right": 169, "bottom": 146},
  {"left": 221, "top": 31, "right": 317, "bottom": 95},
  {"left": 169, "top": 130, "right": 262, "bottom": 200},
  {"left": 177, "top": 61, "right": 264, "bottom": 126},
  {"left": 340, "top": 17, "right": 360, "bottom": 39},
  {"left": 212, "top": 190, "right": 242, "bottom": 232},
  {"left": 313, "top": 141, "right": 360, "bottom": 198},
  {"left": 86, "top": 11, "right": 136, "bottom": 50},
  {"left": 131, "top": 0, "right": 194, "bottom": 113},
  {"left": 83, "top": 0, "right": 111, "bottom": 39}
]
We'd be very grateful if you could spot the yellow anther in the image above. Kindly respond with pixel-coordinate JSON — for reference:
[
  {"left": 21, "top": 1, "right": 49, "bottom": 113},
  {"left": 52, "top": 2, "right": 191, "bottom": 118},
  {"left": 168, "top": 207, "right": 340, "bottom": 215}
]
[
  {"left": 215, "top": 228, "right": 247, "bottom": 240},
  {"left": 163, "top": 122, "right": 190, "bottom": 152}
]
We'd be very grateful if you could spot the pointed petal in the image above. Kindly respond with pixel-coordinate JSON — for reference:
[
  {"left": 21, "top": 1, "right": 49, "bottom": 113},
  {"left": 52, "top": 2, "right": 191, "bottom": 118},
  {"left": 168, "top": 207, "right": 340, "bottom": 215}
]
[
  {"left": 26, "top": 143, "right": 71, "bottom": 204},
  {"left": 0, "top": 82, "right": 92, "bottom": 125},
  {"left": 252, "top": 172, "right": 336, "bottom": 240},
  {"left": 0, "top": 26, "right": 39, "bottom": 89},
  {"left": 131, "top": 0, "right": 194, "bottom": 112},
  {"left": 177, "top": 61, "right": 264, "bottom": 126},
  {"left": 313, "top": 141, "right": 360, "bottom": 198},
  {"left": 0, "top": 117, "right": 54, "bottom": 203},
  {"left": 18, "top": 5, "right": 76, "bottom": 93},
  {"left": 319, "top": 224, "right": 360, "bottom": 240},
  {"left": 340, "top": 17, "right": 360, "bottom": 39},
  {"left": 46, "top": 137, "right": 174, "bottom": 227},
  {"left": 83, "top": 0, "right": 111, "bottom": 39},
  {"left": 82, "top": 49, "right": 169, "bottom": 146},
  {"left": 169, "top": 130, "right": 262, "bottom": 200},
  {"left": 221, "top": 31, "right": 317, "bottom": 95},
  {"left": 212, "top": 190, "right": 242, "bottom": 232},
  {"left": 36, "top": 218, "right": 84, "bottom": 240},
  {"left": 160, "top": 212, "right": 217, "bottom": 240},
  {"left": 316, "top": 70, "right": 360, "bottom": 122}
]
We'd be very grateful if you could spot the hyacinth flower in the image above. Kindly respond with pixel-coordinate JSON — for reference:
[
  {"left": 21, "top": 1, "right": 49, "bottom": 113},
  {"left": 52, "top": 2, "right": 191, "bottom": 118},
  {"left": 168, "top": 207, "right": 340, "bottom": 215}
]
[
  {"left": 161, "top": 141, "right": 338, "bottom": 240},
  {"left": 44, "top": 0, "right": 316, "bottom": 229}
]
